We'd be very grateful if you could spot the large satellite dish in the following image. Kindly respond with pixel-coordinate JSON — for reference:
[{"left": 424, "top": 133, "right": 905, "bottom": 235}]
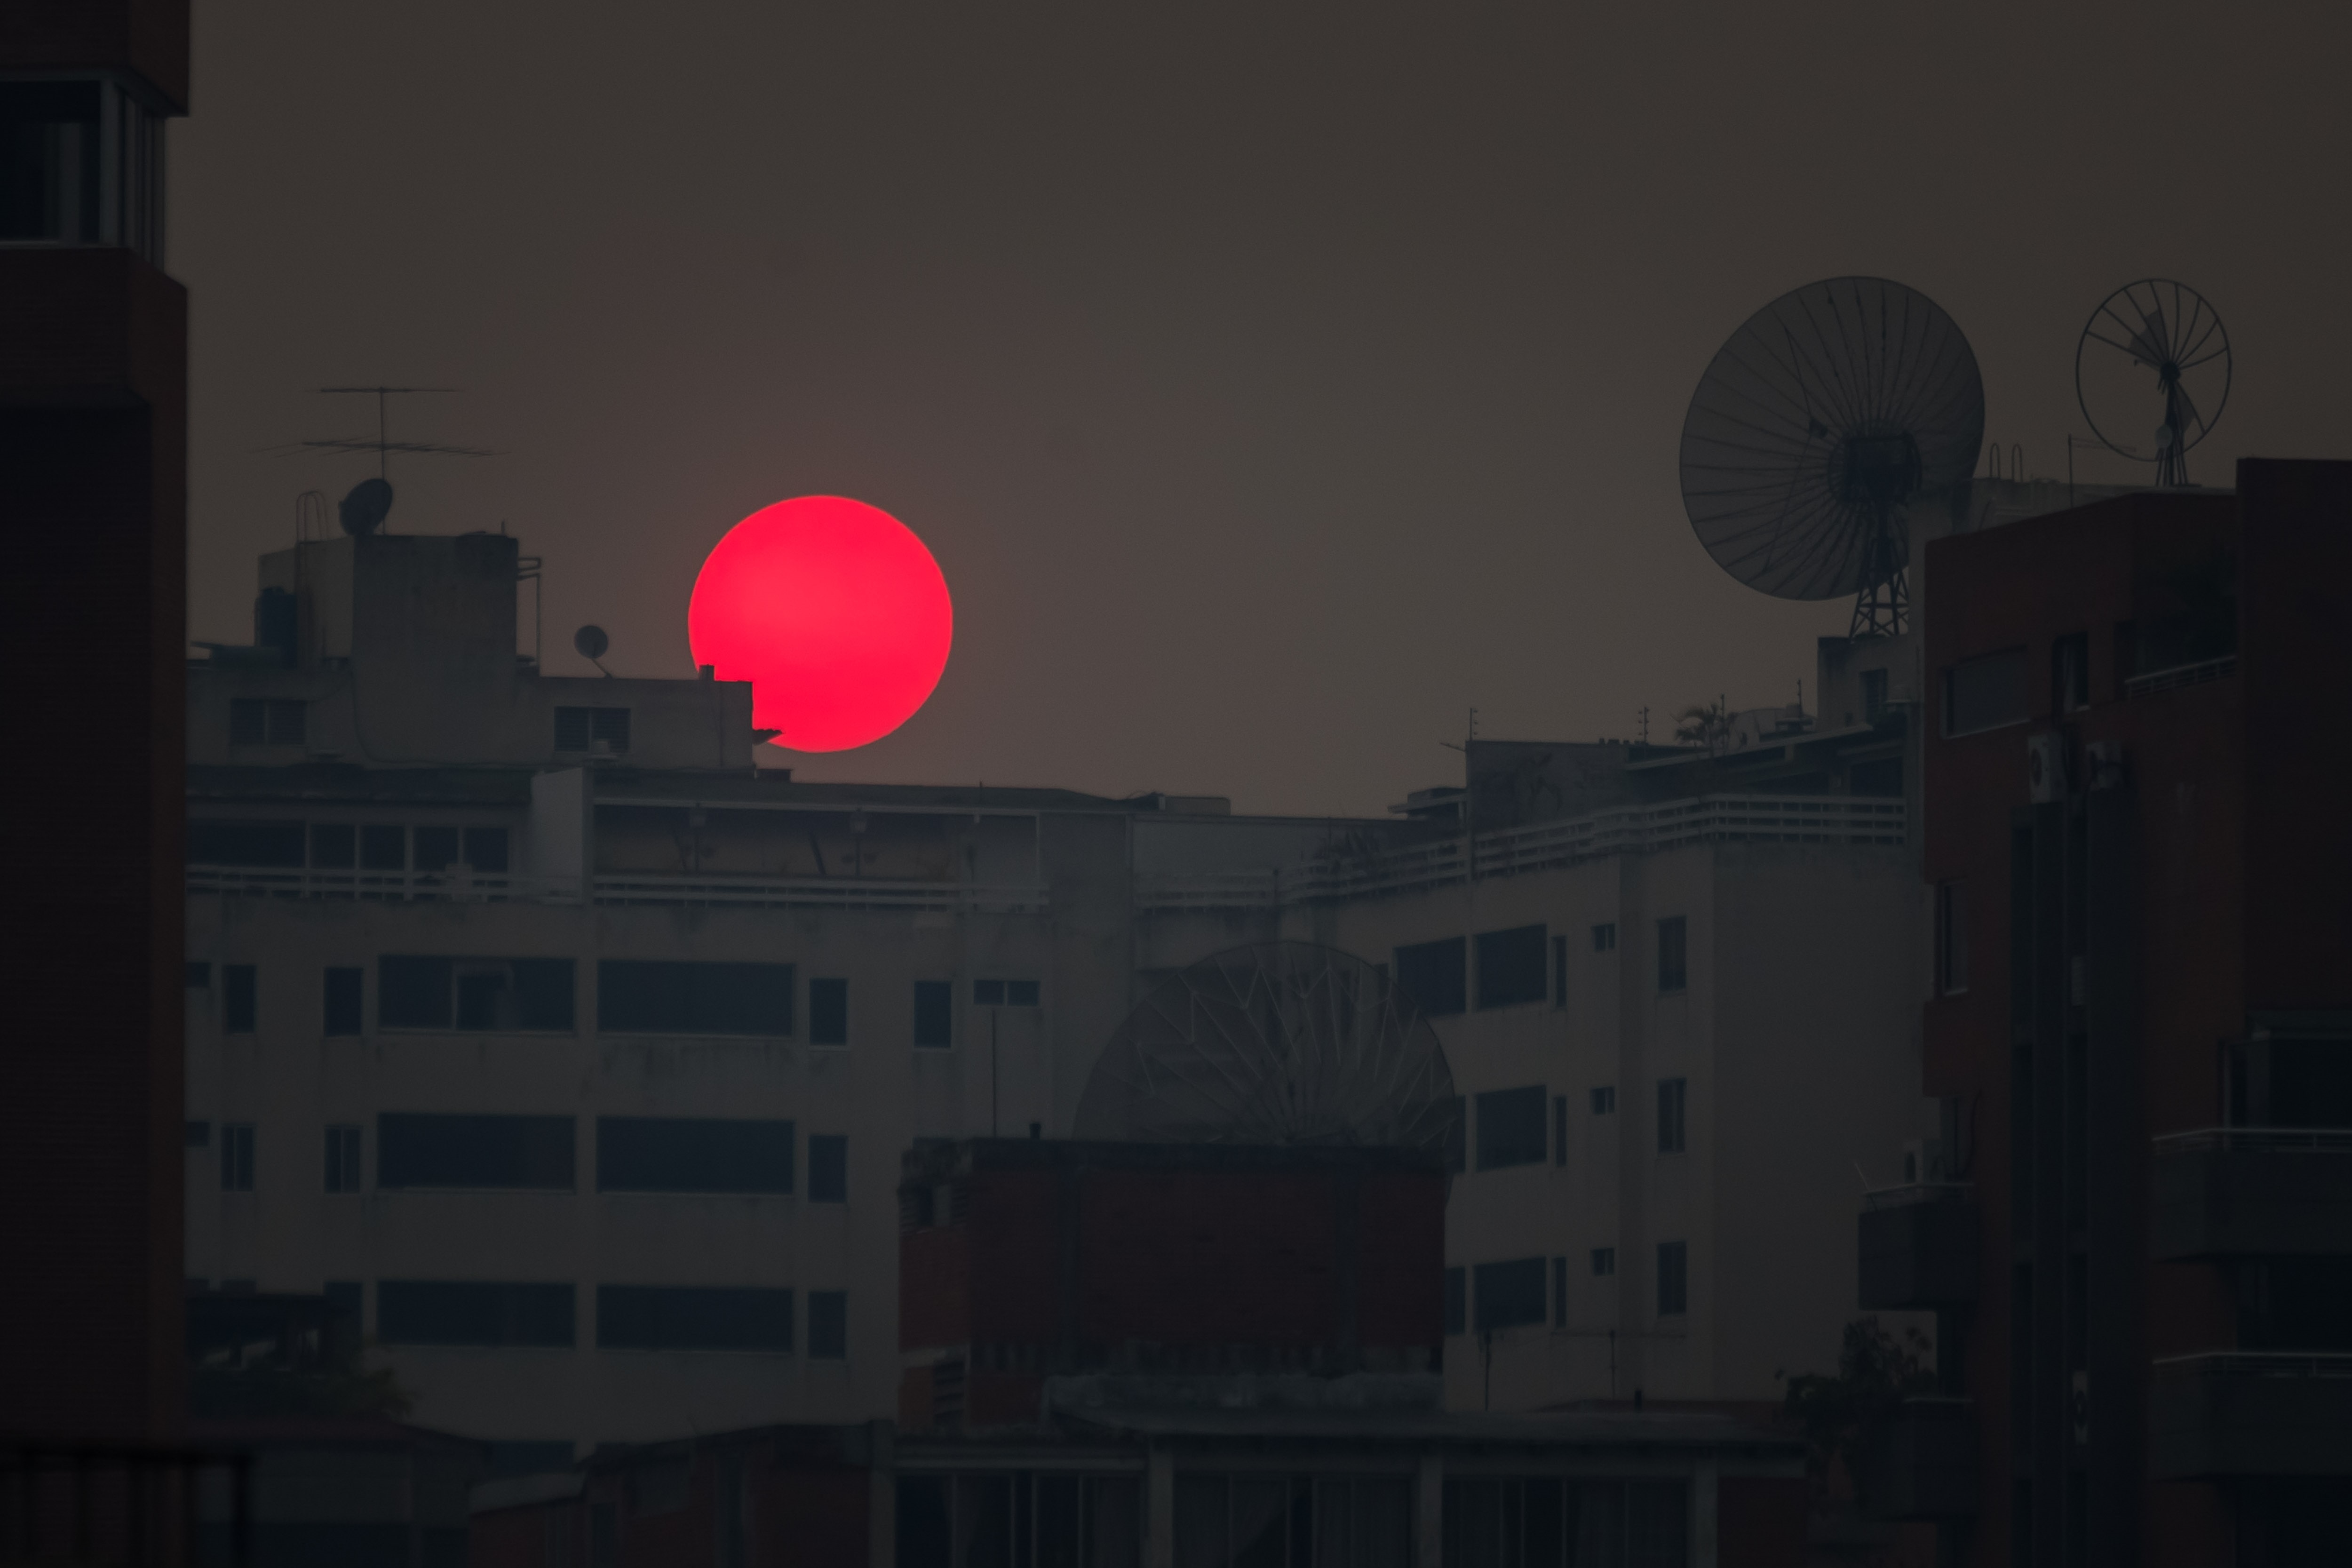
[
  {"left": 2075, "top": 279, "right": 2230, "bottom": 489},
  {"left": 1680, "top": 277, "right": 1984, "bottom": 639},
  {"left": 1073, "top": 942, "right": 1457, "bottom": 1151},
  {"left": 338, "top": 477, "right": 393, "bottom": 535}
]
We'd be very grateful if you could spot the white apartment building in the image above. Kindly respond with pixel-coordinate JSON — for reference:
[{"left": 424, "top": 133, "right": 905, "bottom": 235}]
[{"left": 184, "top": 525, "right": 1942, "bottom": 1466}]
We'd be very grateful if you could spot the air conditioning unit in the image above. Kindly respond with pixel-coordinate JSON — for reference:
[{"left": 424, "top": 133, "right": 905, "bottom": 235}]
[{"left": 2026, "top": 733, "right": 2066, "bottom": 803}]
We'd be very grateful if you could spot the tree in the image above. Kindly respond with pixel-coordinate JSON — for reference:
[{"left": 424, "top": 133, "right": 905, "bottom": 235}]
[
  {"left": 1674, "top": 699, "right": 1732, "bottom": 754},
  {"left": 1779, "top": 1316, "right": 1937, "bottom": 1498}
]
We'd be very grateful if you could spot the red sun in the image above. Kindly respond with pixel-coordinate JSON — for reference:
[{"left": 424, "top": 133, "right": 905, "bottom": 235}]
[{"left": 688, "top": 496, "right": 953, "bottom": 753}]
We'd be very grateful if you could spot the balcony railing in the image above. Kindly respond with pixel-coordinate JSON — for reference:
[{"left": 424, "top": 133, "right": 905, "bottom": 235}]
[
  {"left": 2151, "top": 1128, "right": 2352, "bottom": 1259},
  {"left": 187, "top": 865, "right": 1049, "bottom": 915},
  {"left": 1863, "top": 1180, "right": 1976, "bottom": 1212},
  {"left": 2125, "top": 654, "right": 2236, "bottom": 698},
  {"left": 2153, "top": 1127, "right": 2352, "bottom": 1154},
  {"left": 1137, "top": 794, "right": 1908, "bottom": 912},
  {"left": 2154, "top": 1352, "right": 2352, "bottom": 1378},
  {"left": 2151, "top": 1350, "right": 2352, "bottom": 1478}
]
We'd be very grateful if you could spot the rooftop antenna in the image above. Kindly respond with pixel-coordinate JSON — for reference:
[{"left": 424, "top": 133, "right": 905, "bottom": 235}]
[
  {"left": 2074, "top": 280, "right": 2231, "bottom": 488},
  {"left": 1680, "top": 277, "right": 1985, "bottom": 641},
  {"left": 294, "top": 388, "right": 498, "bottom": 535}
]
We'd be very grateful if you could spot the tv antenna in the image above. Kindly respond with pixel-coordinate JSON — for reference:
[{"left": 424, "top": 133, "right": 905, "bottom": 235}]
[
  {"left": 1679, "top": 277, "right": 1984, "bottom": 640},
  {"left": 2074, "top": 280, "right": 2230, "bottom": 488},
  {"left": 293, "top": 387, "right": 498, "bottom": 535}
]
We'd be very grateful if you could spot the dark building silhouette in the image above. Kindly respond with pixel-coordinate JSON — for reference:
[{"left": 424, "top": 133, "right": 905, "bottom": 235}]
[{"left": 1860, "top": 460, "right": 2352, "bottom": 1566}]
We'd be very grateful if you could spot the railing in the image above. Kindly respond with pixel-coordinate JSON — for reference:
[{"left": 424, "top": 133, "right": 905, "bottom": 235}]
[
  {"left": 2125, "top": 654, "right": 2236, "bottom": 698},
  {"left": 187, "top": 865, "right": 562, "bottom": 902},
  {"left": 189, "top": 865, "right": 1049, "bottom": 915},
  {"left": 1138, "top": 794, "right": 1908, "bottom": 911},
  {"left": 2153, "top": 1351, "right": 2352, "bottom": 1378},
  {"left": 2153, "top": 1127, "right": 2352, "bottom": 1154},
  {"left": 1862, "top": 1180, "right": 1974, "bottom": 1212}
]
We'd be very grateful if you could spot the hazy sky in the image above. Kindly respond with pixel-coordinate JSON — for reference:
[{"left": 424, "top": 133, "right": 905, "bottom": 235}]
[{"left": 174, "top": 2, "right": 2352, "bottom": 817}]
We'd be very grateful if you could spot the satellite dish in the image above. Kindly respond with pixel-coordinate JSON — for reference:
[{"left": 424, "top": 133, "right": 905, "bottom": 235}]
[
  {"left": 2075, "top": 279, "right": 2230, "bottom": 489},
  {"left": 1680, "top": 277, "right": 1984, "bottom": 640},
  {"left": 573, "top": 625, "right": 610, "bottom": 662},
  {"left": 338, "top": 477, "right": 394, "bottom": 535},
  {"left": 1073, "top": 941, "right": 1457, "bottom": 1152}
]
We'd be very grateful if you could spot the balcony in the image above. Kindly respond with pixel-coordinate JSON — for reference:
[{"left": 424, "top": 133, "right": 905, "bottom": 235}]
[
  {"left": 2150, "top": 1353, "right": 2352, "bottom": 1479},
  {"left": 1856, "top": 1398, "right": 1976, "bottom": 1520},
  {"left": 1857, "top": 1184, "right": 1977, "bottom": 1310},
  {"left": 186, "top": 864, "right": 1049, "bottom": 915},
  {"left": 2150, "top": 1130, "right": 2352, "bottom": 1260}
]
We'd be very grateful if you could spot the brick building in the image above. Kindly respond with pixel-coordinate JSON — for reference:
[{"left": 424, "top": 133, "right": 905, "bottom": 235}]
[{"left": 1858, "top": 460, "right": 2352, "bottom": 1566}]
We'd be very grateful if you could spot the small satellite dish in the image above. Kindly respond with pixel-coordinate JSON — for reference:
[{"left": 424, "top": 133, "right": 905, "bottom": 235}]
[
  {"left": 1680, "top": 277, "right": 1984, "bottom": 640},
  {"left": 338, "top": 477, "right": 394, "bottom": 535},
  {"left": 573, "top": 625, "right": 610, "bottom": 662},
  {"left": 2075, "top": 279, "right": 2230, "bottom": 488}
]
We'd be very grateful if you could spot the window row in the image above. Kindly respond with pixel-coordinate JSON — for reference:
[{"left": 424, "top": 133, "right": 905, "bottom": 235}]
[
  {"left": 347, "top": 1280, "right": 847, "bottom": 1356},
  {"left": 225, "top": 702, "right": 640, "bottom": 758},
  {"left": 188, "top": 819, "right": 511, "bottom": 874},
  {"left": 188, "top": 958, "right": 1041, "bottom": 1043},
  {"left": 1442, "top": 1241, "right": 1687, "bottom": 1333},
  {"left": 187, "top": 1115, "right": 851, "bottom": 1199},
  {"left": 1391, "top": 917, "right": 1683, "bottom": 1018},
  {"left": 1446, "top": 1079, "right": 1684, "bottom": 1173}
]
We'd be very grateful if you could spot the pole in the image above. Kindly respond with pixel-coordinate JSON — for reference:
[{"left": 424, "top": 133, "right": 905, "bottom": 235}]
[{"left": 990, "top": 1010, "right": 1000, "bottom": 1137}]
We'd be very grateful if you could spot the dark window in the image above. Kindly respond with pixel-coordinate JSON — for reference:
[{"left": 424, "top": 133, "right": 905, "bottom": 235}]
[
  {"left": 323, "top": 1281, "right": 363, "bottom": 1350},
  {"left": 2053, "top": 633, "right": 2090, "bottom": 714},
  {"left": 1443, "top": 1095, "right": 1466, "bottom": 1173},
  {"left": 1444, "top": 1267, "right": 1466, "bottom": 1336},
  {"left": 360, "top": 825, "right": 405, "bottom": 871},
  {"left": 1591, "top": 1085, "right": 1615, "bottom": 1115},
  {"left": 1552, "top": 935, "right": 1568, "bottom": 1008},
  {"left": 1850, "top": 757, "right": 1904, "bottom": 796},
  {"left": 185, "top": 1120, "right": 210, "bottom": 1148},
  {"left": 1474, "top": 1086, "right": 1548, "bottom": 1170},
  {"left": 1553, "top": 1096, "right": 1568, "bottom": 1166},
  {"left": 310, "top": 823, "right": 356, "bottom": 868},
  {"left": 378, "top": 1281, "right": 574, "bottom": 1347},
  {"left": 596, "top": 1117, "right": 793, "bottom": 1194},
  {"left": 324, "top": 968, "right": 363, "bottom": 1036},
  {"left": 596, "top": 1286, "right": 793, "bottom": 1352},
  {"left": 1658, "top": 1241, "right": 1688, "bottom": 1316},
  {"left": 808, "top": 1135, "right": 847, "bottom": 1202},
  {"left": 220, "top": 1123, "right": 254, "bottom": 1191},
  {"left": 462, "top": 827, "right": 510, "bottom": 873},
  {"left": 1937, "top": 881, "right": 1969, "bottom": 995},
  {"left": 1393, "top": 937, "right": 1467, "bottom": 1017},
  {"left": 1656, "top": 916, "right": 1687, "bottom": 994},
  {"left": 1943, "top": 649, "right": 2028, "bottom": 736},
  {"left": 1592, "top": 1247, "right": 1615, "bottom": 1277},
  {"left": 1474, "top": 1257, "right": 1546, "bottom": 1330},
  {"left": 807, "top": 1290, "right": 848, "bottom": 1359},
  {"left": 381, "top": 956, "right": 573, "bottom": 1032},
  {"left": 185, "top": 962, "right": 211, "bottom": 989},
  {"left": 1552, "top": 1257, "right": 1568, "bottom": 1328},
  {"left": 187, "top": 820, "right": 306, "bottom": 867},
  {"left": 223, "top": 965, "right": 257, "bottom": 1033},
  {"left": 912, "top": 981, "right": 953, "bottom": 1048},
  {"left": 1474, "top": 924, "right": 1548, "bottom": 1010},
  {"left": 1591, "top": 923, "right": 1617, "bottom": 953},
  {"left": 554, "top": 706, "right": 631, "bottom": 754},
  {"left": 1860, "top": 667, "right": 1890, "bottom": 723},
  {"left": 1658, "top": 1078, "right": 1687, "bottom": 1154},
  {"left": 597, "top": 961, "right": 794, "bottom": 1036},
  {"left": 973, "top": 979, "right": 1004, "bottom": 1005},
  {"left": 810, "top": 979, "right": 849, "bottom": 1045},
  {"left": 325, "top": 1125, "right": 362, "bottom": 1193},
  {"left": 377, "top": 1114, "right": 575, "bottom": 1190},
  {"left": 413, "top": 826, "right": 461, "bottom": 872},
  {"left": 228, "top": 698, "right": 306, "bottom": 746}
]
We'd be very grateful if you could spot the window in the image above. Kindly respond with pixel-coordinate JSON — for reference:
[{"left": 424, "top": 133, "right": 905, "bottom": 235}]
[
  {"left": 461, "top": 827, "right": 510, "bottom": 874},
  {"left": 379, "top": 956, "right": 575, "bottom": 1032},
  {"left": 0, "top": 79, "right": 168, "bottom": 260},
  {"left": 1551, "top": 935, "right": 1568, "bottom": 1008},
  {"left": 1591, "top": 922, "right": 1617, "bottom": 953},
  {"left": 1591, "top": 1247, "right": 1616, "bottom": 1277},
  {"left": 184, "top": 1120, "right": 210, "bottom": 1148},
  {"left": 597, "top": 961, "right": 793, "bottom": 1036},
  {"left": 1590, "top": 1085, "right": 1615, "bottom": 1115},
  {"left": 1860, "top": 667, "right": 1889, "bottom": 724},
  {"left": 2053, "top": 633, "right": 2090, "bottom": 714},
  {"left": 1473, "top": 1258, "right": 1546, "bottom": 1331},
  {"left": 1657, "top": 1241, "right": 1688, "bottom": 1317},
  {"left": 185, "top": 962, "right": 211, "bottom": 989},
  {"left": 554, "top": 706, "right": 631, "bottom": 754},
  {"left": 971, "top": 979, "right": 1041, "bottom": 1006},
  {"left": 360, "top": 825, "right": 405, "bottom": 871},
  {"left": 1657, "top": 1078, "right": 1687, "bottom": 1155},
  {"left": 1656, "top": 916, "right": 1687, "bottom": 994},
  {"left": 188, "top": 820, "right": 305, "bottom": 866},
  {"left": 810, "top": 979, "right": 849, "bottom": 1045},
  {"left": 309, "top": 823, "right": 356, "bottom": 868},
  {"left": 808, "top": 1135, "right": 848, "bottom": 1202},
  {"left": 223, "top": 965, "right": 257, "bottom": 1033},
  {"left": 1474, "top": 924, "right": 1548, "bottom": 1010},
  {"left": 1551, "top": 1257, "right": 1568, "bottom": 1328},
  {"left": 1443, "top": 1095, "right": 1466, "bottom": 1173},
  {"left": 324, "top": 1125, "right": 362, "bottom": 1193},
  {"left": 377, "top": 1114, "right": 575, "bottom": 1190},
  {"left": 1552, "top": 1096, "right": 1568, "bottom": 1166},
  {"left": 1936, "top": 881, "right": 1970, "bottom": 995},
  {"left": 323, "top": 1281, "right": 363, "bottom": 1346},
  {"left": 596, "top": 1118, "right": 793, "bottom": 1194},
  {"left": 596, "top": 1286, "right": 793, "bottom": 1352},
  {"left": 1474, "top": 1086, "right": 1548, "bottom": 1170},
  {"left": 1850, "top": 757, "right": 1903, "bottom": 796},
  {"left": 807, "top": 1290, "right": 848, "bottom": 1359},
  {"left": 912, "top": 981, "right": 953, "bottom": 1048},
  {"left": 228, "top": 698, "right": 306, "bottom": 747},
  {"left": 1393, "top": 936, "right": 1467, "bottom": 1017},
  {"left": 1442, "top": 1480, "right": 1683, "bottom": 1568},
  {"left": 220, "top": 1123, "right": 254, "bottom": 1191},
  {"left": 324, "top": 968, "right": 363, "bottom": 1036},
  {"left": 1943, "top": 648, "right": 2028, "bottom": 736},
  {"left": 413, "top": 826, "right": 461, "bottom": 872},
  {"left": 377, "top": 1281, "right": 574, "bottom": 1347},
  {"left": 1444, "top": 1267, "right": 1466, "bottom": 1336}
]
